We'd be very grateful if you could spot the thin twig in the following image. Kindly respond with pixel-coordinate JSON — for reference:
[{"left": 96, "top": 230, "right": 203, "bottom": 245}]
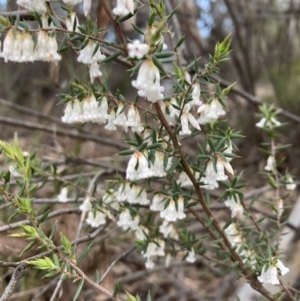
[
  {"left": 60, "top": 254, "right": 123, "bottom": 301},
  {"left": 0, "top": 115, "right": 125, "bottom": 149},
  {"left": 0, "top": 208, "right": 81, "bottom": 233},
  {"left": 100, "top": 245, "right": 136, "bottom": 283},
  {"left": 0, "top": 263, "right": 26, "bottom": 301}
]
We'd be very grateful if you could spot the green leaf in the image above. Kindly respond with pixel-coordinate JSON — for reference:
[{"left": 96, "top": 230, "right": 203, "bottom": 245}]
[
  {"left": 101, "top": 50, "right": 122, "bottom": 64},
  {"left": 175, "top": 36, "right": 185, "bottom": 49},
  {"left": 138, "top": 142, "right": 148, "bottom": 152},
  {"left": 95, "top": 270, "right": 101, "bottom": 284},
  {"left": 38, "top": 210, "right": 50, "bottom": 225},
  {"left": 148, "top": 12, "right": 156, "bottom": 26},
  {"left": 153, "top": 51, "right": 174, "bottom": 59},
  {"left": 152, "top": 56, "right": 165, "bottom": 74},
  {"left": 73, "top": 279, "right": 84, "bottom": 301},
  {"left": 131, "top": 23, "right": 144, "bottom": 35},
  {"left": 77, "top": 242, "right": 94, "bottom": 264},
  {"left": 119, "top": 149, "right": 135, "bottom": 156},
  {"left": 147, "top": 143, "right": 161, "bottom": 150},
  {"left": 113, "top": 280, "right": 121, "bottom": 297}
]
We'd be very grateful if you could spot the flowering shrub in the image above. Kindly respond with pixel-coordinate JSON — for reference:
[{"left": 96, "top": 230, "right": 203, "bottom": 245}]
[{"left": 0, "top": 1, "right": 298, "bottom": 300}]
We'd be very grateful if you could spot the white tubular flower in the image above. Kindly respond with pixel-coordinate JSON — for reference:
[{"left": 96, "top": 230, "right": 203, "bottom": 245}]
[
  {"left": 256, "top": 117, "right": 281, "bottom": 129},
  {"left": 105, "top": 109, "right": 117, "bottom": 131},
  {"left": 128, "top": 40, "right": 150, "bottom": 59},
  {"left": 81, "top": 95, "right": 99, "bottom": 123},
  {"left": 41, "top": 15, "right": 55, "bottom": 29},
  {"left": 114, "top": 103, "right": 128, "bottom": 132},
  {"left": 258, "top": 260, "right": 289, "bottom": 285},
  {"left": 126, "top": 104, "right": 143, "bottom": 133},
  {"left": 286, "top": 176, "right": 296, "bottom": 190},
  {"left": 191, "top": 82, "right": 202, "bottom": 107},
  {"left": 132, "top": 59, "right": 164, "bottom": 103},
  {"left": 145, "top": 257, "right": 155, "bottom": 269},
  {"left": 135, "top": 225, "right": 149, "bottom": 241},
  {"left": 177, "top": 171, "right": 193, "bottom": 187},
  {"left": 202, "top": 160, "right": 219, "bottom": 189},
  {"left": 258, "top": 265, "right": 279, "bottom": 285},
  {"left": 102, "top": 189, "right": 119, "bottom": 211},
  {"left": 117, "top": 209, "right": 134, "bottom": 231},
  {"left": 77, "top": 41, "right": 105, "bottom": 65},
  {"left": 224, "top": 197, "right": 244, "bottom": 219},
  {"left": 79, "top": 196, "right": 92, "bottom": 212},
  {"left": 197, "top": 99, "right": 226, "bottom": 124},
  {"left": 1, "top": 30, "right": 14, "bottom": 62},
  {"left": 203, "top": 158, "right": 234, "bottom": 190},
  {"left": 66, "top": 12, "right": 80, "bottom": 32},
  {"left": 264, "top": 155, "right": 275, "bottom": 171},
  {"left": 83, "top": 0, "right": 92, "bottom": 16},
  {"left": 160, "top": 198, "right": 186, "bottom": 222},
  {"left": 143, "top": 241, "right": 165, "bottom": 259},
  {"left": 21, "top": 33, "right": 35, "bottom": 62},
  {"left": 46, "top": 36, "right": 61, "bottom": 62},
  {"left": 116, "top": 182, "right": 130, "bottom": 202},
  {"left": 224, "top": 223, "right": 242, "bottom": 247},
  {"left": 159, "top": 220, "right": 178, "bottom": 240},
  {"left": 86, "top": 210, "right": 106, "bottom": 227},
  {"left": 186, "top": 248, "right": 196, "bottom": 263},
  {"left": 179, "top": 111, "right": 200, "bottom": 136},
  {"left": 149, "top": 152, "right": 167, "bottom": 178},
  {"left": 89, "top": 63, "right": 102, "bottom": 83},
  {"left": 61, "top": 99, "right": 83, "bottom": 124},
  {"left": 57, "top": 187, "right": 68, "bottom": 203},
  {"left": 150, "top": 193, "right": 167, "bottom": 212},
  {"left": 126, "top": 151, "right": 152, "bottom": 181},
  {"left": 12, "top": 32, "right": 22, "bottom": 62},
  {"left": 161, "top": 99, "right": 177, "bottom": 126},
  {"left": 113, "top": 0, "right": 134, "bottom": 17},
  {"left": 276, "top": 260, "right": 289, "bottom": 275},
  {"left": 95, "top": 97, "right": 109, "bottom": 123},
  {"left": 34, "top": 31, "right": 49, "bottom": 61},
  {"left": 127, "top": 184, "right": 150, "bottom": 205}
]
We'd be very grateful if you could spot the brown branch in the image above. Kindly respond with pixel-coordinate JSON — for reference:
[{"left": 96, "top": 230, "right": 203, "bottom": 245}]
[
  {"left": 0, "top": 263, "right": 26, "bottom": 301},
  {"left": 61, "top": 254, "right": 123, "bottom": 301},
  {"left": 0, "top": 208, "right": 81, "bottom": 233},
  {"left": 154, "top": 102, "right": 277, "bottom": 301},
  {"left": 101, "top": 0, "right": 128, "bottom": 56},
  {"left": 0, "top": 115, "right": 125, "bottom": 149}
]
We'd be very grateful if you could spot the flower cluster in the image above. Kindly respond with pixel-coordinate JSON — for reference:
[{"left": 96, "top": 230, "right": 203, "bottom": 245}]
[
  {"left": 116, "top": 182, "right": 150, "bottom": 205},
  {"left": 258, "top": 259, "right": 289, "bottom": 285},
  {"left": 202, "top": 157, "right": 234, "bottom": 190},
  {"left": 132, "top": 59, "right": 164, "bottom": 103},
  {"left": 256, "top": 117, "right": 281, "bottom": 129},
  {"left": 77, "top": 41, "right": 106, "bottom": 82},
  {"left": 126, "top": 150, "right": 171, "bottom": 181},
  {"left": 224, "top": 197, "right": 244, "bottom": 219},
  {"left": 225, "top": 223, "right": 256, "bottom": 266},
  {"left": 0, "top": 30, "right": 61, "bottom": 63},
  {"left": 142, "top": 239, "right": 165, "bottom": 269},
  {"left": 61, "top": 96, "right": 108, "bottom": 124},
  {"left": 197, "top": 98, "right": 226, "bottom": 124},
  {"left": 62, "top": 98, "right": 144, "bottom": 132}
]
